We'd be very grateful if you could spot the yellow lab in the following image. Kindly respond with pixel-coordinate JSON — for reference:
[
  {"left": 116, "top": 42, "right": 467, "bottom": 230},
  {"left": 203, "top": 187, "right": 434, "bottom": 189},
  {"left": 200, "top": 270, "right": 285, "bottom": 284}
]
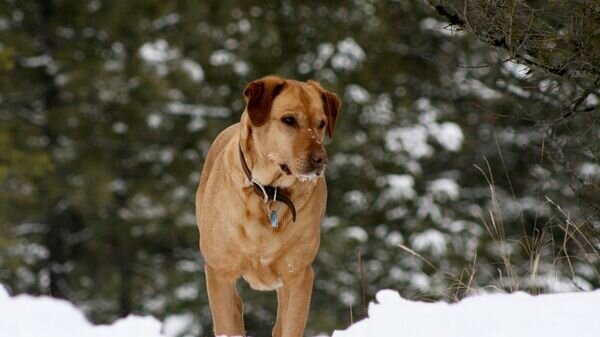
[{"left": 196, "top": 75, "right": 340, "bottom": 337}]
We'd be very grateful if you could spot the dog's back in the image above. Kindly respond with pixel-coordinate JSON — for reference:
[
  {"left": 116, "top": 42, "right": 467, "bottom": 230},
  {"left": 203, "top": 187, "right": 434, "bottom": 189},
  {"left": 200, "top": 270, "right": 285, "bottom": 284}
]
[{"left": 196, "top": 122, "right": 239, "bottom": 218}]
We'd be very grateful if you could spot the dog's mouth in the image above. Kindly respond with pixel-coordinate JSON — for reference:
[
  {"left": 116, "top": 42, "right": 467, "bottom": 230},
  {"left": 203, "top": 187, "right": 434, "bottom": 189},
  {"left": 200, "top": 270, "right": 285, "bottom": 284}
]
[
  {"left": 279, "top": 162, "right": 325, "bottom": 182},
  {"left": 279, "top": 164, "right": 292, "bottom": 175}
]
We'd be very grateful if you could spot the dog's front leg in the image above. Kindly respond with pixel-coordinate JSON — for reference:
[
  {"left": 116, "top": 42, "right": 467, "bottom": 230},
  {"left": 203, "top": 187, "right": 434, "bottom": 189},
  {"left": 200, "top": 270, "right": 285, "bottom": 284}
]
[
  {"left": 272, "top": 266, "right": 314, "bottom": 337},
  {"left": 205, "top": 265, "right": 245, "bottom": 337}
]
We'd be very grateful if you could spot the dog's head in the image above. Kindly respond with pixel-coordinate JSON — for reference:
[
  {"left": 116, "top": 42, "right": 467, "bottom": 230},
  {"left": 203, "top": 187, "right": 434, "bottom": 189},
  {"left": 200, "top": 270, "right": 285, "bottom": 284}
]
[{"left": 242, "top": 75, "right": 340, "bottom": 181}]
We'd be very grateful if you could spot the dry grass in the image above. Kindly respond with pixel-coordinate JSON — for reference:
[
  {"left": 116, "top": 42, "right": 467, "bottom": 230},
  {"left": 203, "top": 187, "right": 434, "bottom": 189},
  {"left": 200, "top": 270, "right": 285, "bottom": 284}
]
[{"left": 394, "top": 144, "right": 599, "bottom": 304}]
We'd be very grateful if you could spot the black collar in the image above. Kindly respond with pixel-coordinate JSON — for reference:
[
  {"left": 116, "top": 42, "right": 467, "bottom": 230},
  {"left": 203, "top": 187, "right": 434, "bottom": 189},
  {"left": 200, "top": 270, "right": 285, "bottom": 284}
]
[{"left": 238, "top": 145, "right": 297, "bottom": 222}]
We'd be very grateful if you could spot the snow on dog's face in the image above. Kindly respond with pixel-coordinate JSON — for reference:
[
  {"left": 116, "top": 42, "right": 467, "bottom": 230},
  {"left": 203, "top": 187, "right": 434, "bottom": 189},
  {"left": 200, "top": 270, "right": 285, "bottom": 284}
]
[{"left": 243, "top": 76, "right": 340, "bottom": 180}]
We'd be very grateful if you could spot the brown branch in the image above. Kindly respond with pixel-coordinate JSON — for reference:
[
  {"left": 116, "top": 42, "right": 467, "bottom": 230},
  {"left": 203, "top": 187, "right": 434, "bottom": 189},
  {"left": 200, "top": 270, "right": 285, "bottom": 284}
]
[{"left": 424, "top": 0, "right": 600, "bottom": 86}]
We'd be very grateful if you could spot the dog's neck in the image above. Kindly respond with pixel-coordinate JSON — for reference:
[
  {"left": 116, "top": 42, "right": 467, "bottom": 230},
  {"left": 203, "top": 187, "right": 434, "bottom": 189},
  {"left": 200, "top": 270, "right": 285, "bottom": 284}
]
[{"left": 239, "top": 125, "right": 291, "bottom": 189}]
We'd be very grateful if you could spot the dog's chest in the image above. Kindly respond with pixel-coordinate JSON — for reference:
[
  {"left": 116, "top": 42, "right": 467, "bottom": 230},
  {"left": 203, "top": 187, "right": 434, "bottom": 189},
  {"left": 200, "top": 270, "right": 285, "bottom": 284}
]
[
  {"left": 241, "top": 253, "right": 287, "bottom": 291},
  {"left": 241, "top": 247, "right": 300, "bottom": 291},
  {"left": 238, "top": 193, "right": 295, "bottom": 234},
  {"left": 234, "top": 213, "right": 304, "bottom": 290},
  {"left": 237, "top": 220, "right": 286, "bottom": 259}
]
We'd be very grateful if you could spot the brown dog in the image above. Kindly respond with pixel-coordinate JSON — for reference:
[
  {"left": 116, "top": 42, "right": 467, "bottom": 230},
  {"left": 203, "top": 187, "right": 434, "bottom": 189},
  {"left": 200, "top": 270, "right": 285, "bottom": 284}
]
[{"left": 196, "top": 75, "right": 340, "bottom": 337}]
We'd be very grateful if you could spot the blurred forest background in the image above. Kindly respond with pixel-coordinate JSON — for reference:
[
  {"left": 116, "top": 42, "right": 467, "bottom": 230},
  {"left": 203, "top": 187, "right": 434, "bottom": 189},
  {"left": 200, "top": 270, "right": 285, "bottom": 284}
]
[{"left": 1, "top": 0, "right": 599, "bottom": 336}]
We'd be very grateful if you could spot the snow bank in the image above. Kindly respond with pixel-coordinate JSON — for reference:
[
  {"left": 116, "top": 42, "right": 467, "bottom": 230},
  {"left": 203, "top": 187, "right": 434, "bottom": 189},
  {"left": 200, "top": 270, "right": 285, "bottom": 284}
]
[
  {"left": 4, "top": 282, "right": 600, "bottom": 337},
  {"left": 0, "top": 285, "right": 164, "bottom": 337},
  {"left": 332, "top": 289, "right": 600, "bottom": 337}
]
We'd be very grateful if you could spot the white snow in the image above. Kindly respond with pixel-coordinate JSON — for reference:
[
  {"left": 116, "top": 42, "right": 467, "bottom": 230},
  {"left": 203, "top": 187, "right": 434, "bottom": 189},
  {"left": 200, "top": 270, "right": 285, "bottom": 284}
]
[
  {"left": 232, "top": 61, "right": 250, "bottom": 76},
  {"left": 428, "top": 178, "right": 460, "bottom": 201},
  {"left": 297, "top": 173, "right": 320, "bottom": 182},
  {"left": 0, "top": 285, "right": 165, "bottom": 337},
  {"left": 162, "top": 313, "right": 197, "bottom": 337},
  {"left": 429, "top": 122, "right": 464, "bottom": 151},
  {"left": 237, "top": 19, "right": 251, "bottom": 34},
  {"left": 209, "top": 49, "right": 235, "bottom": 66},
  {"left": 411, "top": 229, "right": 447, "bottom": 256},
  {"left": 147, "top": 113, "right": 163, "bottom": 128},
  {"left": 331, "top": 38, "right": 366, "bottom": 71},
  {"left": 151, "top": 13, "right": 180, "bottom": 30},
  {"left": 385, "top": 125, "right": 433, "bottom": 159},
  {"left": 579, "top": 162, "right": 600, "bottom": 181},
  {"left": 585, "top": 93, "right": 599, "bottom": 107},
  {"left": 139, "top": 39, "right": 180, "bottom": 64},
  {"left": 345, "top": 226, "right": 369, "bottom": 242},
  {"left": 315, "top": 43, "right": 335, "bottom": 69},
  {"left": 20, "top": 54, "right": 52, "bottom": 68},
  {"left": 453, "top": 69, "right": 502, "bottom": 100},
  {"left": 344, "top": 84, "right": 371, "bottom": 103},
  {"left": 3, "top": 283, "right": 600, "bottom": 337},
  {"left": 361, "top": 94, "right": 393, "bottom": 125},
  {"left": 343, "top": 190, "right": 368, "bottom": 210},
  {"left": 180, "top": 59, "right": 204, "bottom": 82},
  {"left": 165, "top": 101, "right": 230, "bottom": 131},
  {"left": 503, "top": 61, "right": 531, "bottom": 79},
  {"left": 420, "top": 17, "right": 465, "bottom": 37},
  {"left": 332, "top": 289, "right": 600, "bottom": 337},
  {"left": 386, "top": 174, "right": 416, "bottom": 200}
]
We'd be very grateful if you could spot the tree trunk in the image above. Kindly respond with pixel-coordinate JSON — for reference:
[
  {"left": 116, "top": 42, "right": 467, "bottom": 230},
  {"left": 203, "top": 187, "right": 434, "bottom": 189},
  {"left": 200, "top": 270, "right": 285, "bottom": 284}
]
[{"left": 39, "top": 0, "right": 67, "bottom": 299}]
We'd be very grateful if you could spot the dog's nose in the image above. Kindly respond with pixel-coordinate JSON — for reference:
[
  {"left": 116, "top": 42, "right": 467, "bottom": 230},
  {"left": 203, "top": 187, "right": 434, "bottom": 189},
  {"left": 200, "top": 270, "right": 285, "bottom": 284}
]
[{"left": 310, "top": 148, "right": 328, "bottom": 166}]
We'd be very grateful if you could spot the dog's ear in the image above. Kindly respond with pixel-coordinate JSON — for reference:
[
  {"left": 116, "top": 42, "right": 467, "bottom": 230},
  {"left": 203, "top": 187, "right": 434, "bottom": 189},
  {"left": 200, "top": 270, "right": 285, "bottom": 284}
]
[
  {"left": 243, "top": 76, "right": 286, "bottom": 127},
  {"left": 321, "top": 90, "right": 341, "bottom": 138},
  {"left": 309, "top": 80, "right": 341, "bottom": 138}
]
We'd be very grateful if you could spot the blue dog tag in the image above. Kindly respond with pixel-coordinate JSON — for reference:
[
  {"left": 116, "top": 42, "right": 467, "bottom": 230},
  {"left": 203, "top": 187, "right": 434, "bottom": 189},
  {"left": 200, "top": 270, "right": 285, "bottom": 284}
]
[{"left": 270, "top": 210, "right": 279, "bottom": 228}]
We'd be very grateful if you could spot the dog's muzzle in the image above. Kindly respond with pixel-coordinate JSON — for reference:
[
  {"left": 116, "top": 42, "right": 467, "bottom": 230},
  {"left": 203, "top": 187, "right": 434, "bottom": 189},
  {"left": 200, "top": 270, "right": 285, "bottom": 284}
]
[{"left": 297, "top": 149, "right": 328, "bottom": 177}]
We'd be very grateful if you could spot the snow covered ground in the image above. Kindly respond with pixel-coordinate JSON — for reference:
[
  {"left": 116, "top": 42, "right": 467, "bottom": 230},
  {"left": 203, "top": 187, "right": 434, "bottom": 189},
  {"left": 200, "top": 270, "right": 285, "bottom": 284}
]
[
  {"left": 333, "top": 289, "right": 600, "bottom": 337},
  {"left": 0, "top": 285, "right": 164, "bottom": 337},
  {"left": 2, "top": 283, "right": 600, "bottom": 337}
]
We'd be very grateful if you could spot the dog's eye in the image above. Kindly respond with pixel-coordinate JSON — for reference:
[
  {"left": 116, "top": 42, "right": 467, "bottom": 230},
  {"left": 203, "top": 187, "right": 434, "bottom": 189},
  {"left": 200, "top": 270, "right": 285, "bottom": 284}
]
[
  {"left": 281, "top": 116, "right": 297, "bottom": 126},
  {"left": 318, "top": 120, "right": 326, "bottom": 129}
]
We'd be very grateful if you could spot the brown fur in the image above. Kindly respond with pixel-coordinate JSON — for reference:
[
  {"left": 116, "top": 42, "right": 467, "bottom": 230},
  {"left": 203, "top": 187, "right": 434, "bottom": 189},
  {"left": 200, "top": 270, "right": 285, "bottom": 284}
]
[{"left": 196, "top": 75, "right": 340, "bottom": 337}]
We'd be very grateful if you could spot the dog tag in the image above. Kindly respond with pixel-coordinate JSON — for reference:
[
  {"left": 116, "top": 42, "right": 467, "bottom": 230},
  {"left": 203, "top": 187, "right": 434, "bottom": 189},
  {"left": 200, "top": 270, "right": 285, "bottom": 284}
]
[{"left": 269, "top": 210, "right": 279, "bottom": 229}]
